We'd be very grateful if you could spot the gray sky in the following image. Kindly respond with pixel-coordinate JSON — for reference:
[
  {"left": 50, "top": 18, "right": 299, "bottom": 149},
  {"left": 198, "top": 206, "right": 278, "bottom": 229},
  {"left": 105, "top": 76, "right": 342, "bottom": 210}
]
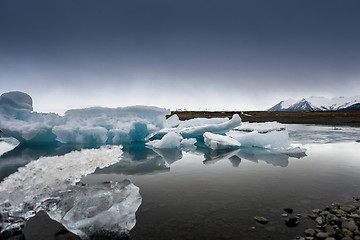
[{"left": 1, "top": 0, "right": 359, "bottom": 114}]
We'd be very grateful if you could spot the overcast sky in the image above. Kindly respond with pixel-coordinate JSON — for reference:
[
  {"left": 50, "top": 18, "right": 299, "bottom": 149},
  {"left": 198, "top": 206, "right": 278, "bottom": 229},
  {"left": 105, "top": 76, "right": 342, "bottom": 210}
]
[{"left": 1, "top": 0, "right": 359, "bottom": 114}]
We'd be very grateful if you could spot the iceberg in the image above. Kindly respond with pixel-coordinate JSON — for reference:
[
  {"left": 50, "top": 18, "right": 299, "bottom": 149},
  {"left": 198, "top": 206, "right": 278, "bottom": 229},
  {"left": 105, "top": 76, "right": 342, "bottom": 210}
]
[
  {"left": 203, "top": 132, "right": 240, "bottom": 150},
  {"left": 234, "top": 121, "right": 286, "bottom": 133},
  {"left": 227, "top": 130, "right": 290, "bottom": 149},
  {"left": 0, "top": 146, "right": 142, "bottom": 238},
  {"left": 0, "top": 137, "right": 19, "bottom": 157},
  {"left": 39, "top": 180, "right": 141, "bottom": 239},
  {"left": 151, "top": 114, "right": 242, "bottom": 140},
  {"left": 0, "top": 91, "right": 169, "bottom": 145},
  {"left": 146, "top": 132, "right": 183, "bottom": 149}
]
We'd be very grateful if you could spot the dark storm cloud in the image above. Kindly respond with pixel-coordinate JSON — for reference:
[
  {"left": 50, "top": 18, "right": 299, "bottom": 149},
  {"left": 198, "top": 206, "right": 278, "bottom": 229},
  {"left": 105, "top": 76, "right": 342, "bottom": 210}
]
[{"left": 0, "top": 0, "right": 360, "bottom": 111}]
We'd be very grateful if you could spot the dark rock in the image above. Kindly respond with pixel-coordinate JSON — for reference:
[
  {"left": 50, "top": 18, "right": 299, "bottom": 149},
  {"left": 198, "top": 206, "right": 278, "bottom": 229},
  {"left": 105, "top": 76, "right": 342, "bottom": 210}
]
[
  {"left": 285, "top": 217, "right": 299, "bottom": 227},
  {"left": 284, "top": 208, "right": 294, "bottom": 214},
  {"left": 253, "top": 216, "right": 268, "bottom": 224},
  {"left": 304, "top": 228, "right": 316, "bottom": 236},
  {"left": 308, "top": 214, "right": 318, "bottom": 220},
  {"left": 315, "top": 232, "right": 328, "bottom": 239},
  {"left": 340, "top": 205, "right": 356, "bottom": 213}
]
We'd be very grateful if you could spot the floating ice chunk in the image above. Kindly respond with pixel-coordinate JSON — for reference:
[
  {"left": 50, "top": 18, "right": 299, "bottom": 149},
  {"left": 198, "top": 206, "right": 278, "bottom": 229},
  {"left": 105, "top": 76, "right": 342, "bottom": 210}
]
[
  {"left": 0, "top": 146, "right": 122, "bottom": 207},
  {"left": 0, "top": 91, "right": 33, "bottom": 112},
  {"left": 180, "top": 138, "right": 197, "bottom": 146},
  {"left": 177, "top": 117, "right": 230, "bottom": 129},
  {"left": 166, "top": 114, "right": 180, "bottom": 128},
  {"left": 234, "top": 121, "right": 286, "bottom": 133},
  {"left": 0, "top": 91, "right": 170, "bottom": 144},
  {"left": 227, "top": 130, "right": 291, "bottom": 149},
  {"left": 53, "top": 106, "right": 170, "bottom": 145},
  {"left": 0, "top": 146, "right": 142, "bottom": 238},
  {"left": 40, "top": 180, "right": 141, "bottom": 239},
  {"left": 0, "top": 137, "right": 19, "bottom": 157},
  {"left": 203, "top": 132, "right": 240, "bottom": 150},
  {"left": 146, "top": 132, "right": 183, "bottom": 149},
  {"left": 180, "top": 114, "right": 241, "bottom": 138}
]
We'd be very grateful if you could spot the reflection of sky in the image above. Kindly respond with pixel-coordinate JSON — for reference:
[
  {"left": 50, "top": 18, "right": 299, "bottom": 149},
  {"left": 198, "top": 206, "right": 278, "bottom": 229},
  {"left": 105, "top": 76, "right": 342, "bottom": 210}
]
[{"left": 81, "top": 141, "right": 360, "bottom": 240}]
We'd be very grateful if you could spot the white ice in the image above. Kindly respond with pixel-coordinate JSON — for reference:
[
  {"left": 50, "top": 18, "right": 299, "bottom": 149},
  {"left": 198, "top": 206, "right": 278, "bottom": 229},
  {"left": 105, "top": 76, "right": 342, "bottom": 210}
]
[
  {"left": 0, "top": 146, "right": 142, "bottom": 238},
  {"left": 146, "top": 132, "right": 183, "bottom": 149},
  {"left": 203, "top": 132, "right": 241, "bottom": 150},
  {"left": 0, "top": 91, "right": 169, "bottom": 145},
  {"left": 234, "top": 121, "right": 286, "bottom": 133},
  {"left": 0, "top": 138, "right": 19, "bottom": 157}
]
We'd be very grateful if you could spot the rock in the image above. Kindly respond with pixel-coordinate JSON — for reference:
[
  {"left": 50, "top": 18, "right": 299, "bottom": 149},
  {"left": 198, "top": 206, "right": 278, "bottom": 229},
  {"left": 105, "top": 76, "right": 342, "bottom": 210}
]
[
  {"left": 340, "top": 205, "right": 357, "bottom": 213},
  {"left": 342, "top": 219, "right": 358, "bottom": 231},
  {"left": 342, "top": 229, "right": 353, "bottom": 238},
  {"left": 348, "top": 213, "right": 360, "bottom": 219},
  {"left": 284, "top": 208, "right": 294, "bottom": 214},
  {"left": 282, "top": 213, "right": 288, "bottom": 217},
  {"left": 341, "top": 237, "right": 353, "bottom": 240},
  {"left": 353, "top": 197, "right": 360, "bottom": 201},
  {"left": 253, "top": 216, "right": 268, "bottom": 224},
  {"left": 324, "top": 225, "right": 335, "bottom": 235},
  {"left": 324, "top": 238, "right": 335, "bottom": 240},
  {"left": 304, "top": 228, "right": 316, "bottom": 236},
  {"left": 313, "top": 209, "right": 322, "bottom": 214},
  {"left": 320, "top": 211, "right": 330, "bottom": 216},
  {"left": 285, "top": 217, "right": 300, "bottom": 227},
  {"left": 330, "top": 208, "right": 346, "bottom": 216},
  {"left": 315, "top": 232, "right": 329, "bottom": 239},
  {"left": 308, "top": 214, "right": 318, "bottom": 220},
  {"left": 315, "top": 217, "right": 324, "bottom": 225}
]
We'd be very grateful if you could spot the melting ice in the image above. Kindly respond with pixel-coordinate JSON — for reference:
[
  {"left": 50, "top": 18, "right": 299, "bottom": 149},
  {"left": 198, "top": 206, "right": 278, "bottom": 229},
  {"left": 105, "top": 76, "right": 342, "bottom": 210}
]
[{"left": 0, "top": 146, "right": 142, "bottom": 239}]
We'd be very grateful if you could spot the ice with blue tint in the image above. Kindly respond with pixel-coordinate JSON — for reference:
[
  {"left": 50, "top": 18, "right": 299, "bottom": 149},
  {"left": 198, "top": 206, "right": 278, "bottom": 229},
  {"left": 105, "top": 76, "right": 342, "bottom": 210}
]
[
  {"left": 0, "top": 91, "right": 169, "bottom": 145},
  {"left": 203, "top": 132, "right": 241, "bottom": 150},
  {"left": 0, "top": 91, "right": 305, "bottom": 154},
  {"left": 151, "top": 114, "right": 242, "bottom": 140},
  {"left": 0, "top": 146, "right": 142, "bottom": 239},
  {"left": 146, "top": 132, "right": 183, "bottom": 149}
]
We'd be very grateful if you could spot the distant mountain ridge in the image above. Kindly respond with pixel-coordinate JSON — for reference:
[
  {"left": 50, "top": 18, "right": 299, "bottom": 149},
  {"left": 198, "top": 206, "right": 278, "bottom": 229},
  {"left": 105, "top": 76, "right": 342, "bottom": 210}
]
[{"left": 268, "top": 96, "right": 360, "bottom": 111}]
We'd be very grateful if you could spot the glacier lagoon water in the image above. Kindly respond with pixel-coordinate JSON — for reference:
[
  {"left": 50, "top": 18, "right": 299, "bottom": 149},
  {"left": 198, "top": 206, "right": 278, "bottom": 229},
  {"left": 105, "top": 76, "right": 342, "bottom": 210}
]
[{"left": 1, "top": 124, "right": 360, "bottom": 239}]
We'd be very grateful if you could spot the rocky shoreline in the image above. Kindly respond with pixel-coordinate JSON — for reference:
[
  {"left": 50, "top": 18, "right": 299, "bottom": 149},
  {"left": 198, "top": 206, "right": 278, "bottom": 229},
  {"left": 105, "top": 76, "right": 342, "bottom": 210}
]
[{"left": 254, "top": 196, "right": 360, "bottom": 240}]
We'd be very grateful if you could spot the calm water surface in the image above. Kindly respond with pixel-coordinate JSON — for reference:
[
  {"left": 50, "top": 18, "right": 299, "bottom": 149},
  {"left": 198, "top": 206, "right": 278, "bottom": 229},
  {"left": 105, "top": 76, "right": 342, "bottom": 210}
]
[{"left": 1, "top": 124, "right": 360, "bottom": 240}]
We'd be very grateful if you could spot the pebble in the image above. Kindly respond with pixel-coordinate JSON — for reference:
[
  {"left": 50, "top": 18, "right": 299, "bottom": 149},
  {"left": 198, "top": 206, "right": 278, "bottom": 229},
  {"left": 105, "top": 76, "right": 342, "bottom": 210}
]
[
  {"left": 253, "top": 216, "right": 268, "bottom": 224},
  {"left": 284, "top": 208, "right": 294, "bottom": 214},
  {"left": 304, "top": 228, "right": 315, "bottom": 236},
  {"left": 315, "top": 232, "right": 329, "bottom": 239},
  {"left": 285, "top": 217, "right": 299, "bottom": 227}
]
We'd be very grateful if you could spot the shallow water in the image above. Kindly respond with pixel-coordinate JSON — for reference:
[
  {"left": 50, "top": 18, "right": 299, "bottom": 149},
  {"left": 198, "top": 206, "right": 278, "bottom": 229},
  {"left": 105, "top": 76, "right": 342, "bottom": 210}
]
[{"left": 1, "top": 124, "right": 360, "bottom": 239}]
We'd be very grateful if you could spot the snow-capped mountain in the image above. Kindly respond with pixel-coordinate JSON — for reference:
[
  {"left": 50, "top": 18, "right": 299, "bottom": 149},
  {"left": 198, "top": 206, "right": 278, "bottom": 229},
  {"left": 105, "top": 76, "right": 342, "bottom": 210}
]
[{"left": 268, "top": 96, "right": 360, "bottom": 111}]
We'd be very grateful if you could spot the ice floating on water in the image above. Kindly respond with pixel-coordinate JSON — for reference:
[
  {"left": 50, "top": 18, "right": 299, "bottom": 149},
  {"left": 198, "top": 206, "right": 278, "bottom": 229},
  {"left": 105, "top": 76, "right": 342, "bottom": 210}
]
[
  {"left": 0, "top": 146, "right": 142, "bottom": 238},
  {"left": 0, "top": 138, "right": 19, "bottom": 157},
  {"left": 0, "top": 91, "right": 169, "bottom": 145},
  {"left": 166, "top": 114, "right": 180, "bottom": 128},
  {"left": 203, "top": 132, "right": 240, "bottom": 150},
  {"left": 41, "top": 180, "right": 141, "bottom": 239},
  {"left": 152, "top": 114, "right": 241, "bottom": 140},
  {"left": 234, "top": 121, "right": 286, "bottom": 133},
  {"left": 227, "top": 130, "right": 290, "bottom": 149},
  {"left": 0, "top": 91, "right": 304, "bottom": 153},
  {"left": 146, "top": 132, "right": 183, "bottom": 149}
]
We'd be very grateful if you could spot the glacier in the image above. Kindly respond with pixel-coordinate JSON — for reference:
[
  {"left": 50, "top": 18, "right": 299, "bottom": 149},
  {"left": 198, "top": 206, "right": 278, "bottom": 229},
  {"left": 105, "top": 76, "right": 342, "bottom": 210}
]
[{"left": 0, "top": 146, "right": 142, "bottom": 239}]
